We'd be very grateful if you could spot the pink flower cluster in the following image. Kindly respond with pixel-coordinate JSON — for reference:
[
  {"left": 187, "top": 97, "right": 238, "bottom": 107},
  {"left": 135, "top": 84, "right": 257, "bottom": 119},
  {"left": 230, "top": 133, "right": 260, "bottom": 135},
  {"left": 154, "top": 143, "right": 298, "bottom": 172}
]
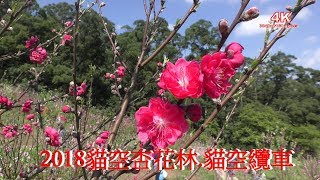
[
  {"left": 158, "top": 42, "right": 244, "bottom": 99},
  {"left": 135, "top": 42, "right": 245, "bottom": 149},
  {"left": 117, "top": 66, "right": 126, "bottom": 77},
  {"left": 95, "top": 131, "right": 110, "bottom": 147},
  {"left": 69, "top": 82, "right": 87, "bottom": 96},
  {"left": 25, "top": 36, "right": 39, "bottom": 49},
  {"left": 2, "top": 125, "right": 18, "bottom": 138},
  {"left": 23, "top": 124, "right": 33, "bottom": 134},
  {"left": 0, "top": 95, "right": 13, "bottom": 109},
  {"left": 44, "top": 126, "right": 61, "bottom": 147},
  {"left": 64, "top": 21, "right": 73, "bottom": 27},
  {"left": 22, "top": 99, "right": 33, "bottom": 113},
  {"left": 25, "top": 36, "right": 47, "bottom": 64},
  {"left": 105, "top": 65, "right": 126, "bottom": 80},
  {"left": 29, "top": 47, "right": 47, "bottom": 64}
]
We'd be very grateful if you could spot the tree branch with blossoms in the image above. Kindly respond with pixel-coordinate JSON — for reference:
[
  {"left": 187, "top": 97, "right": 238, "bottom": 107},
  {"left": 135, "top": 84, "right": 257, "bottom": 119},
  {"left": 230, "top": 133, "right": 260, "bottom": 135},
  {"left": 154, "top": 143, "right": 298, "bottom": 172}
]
[
  {"left": 139, "top": 0, "right": 316, "bottom": 179},
  {"left": 108, "top": 0, "right": 200, "bottom": 147}
]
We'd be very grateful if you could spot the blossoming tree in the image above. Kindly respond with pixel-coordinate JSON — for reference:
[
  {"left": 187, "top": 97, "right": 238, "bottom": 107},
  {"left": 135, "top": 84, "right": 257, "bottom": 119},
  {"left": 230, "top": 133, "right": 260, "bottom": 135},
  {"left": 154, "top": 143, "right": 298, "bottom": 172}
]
[{"left": 0, "top": 0, "right": 317, "bottom": 179}]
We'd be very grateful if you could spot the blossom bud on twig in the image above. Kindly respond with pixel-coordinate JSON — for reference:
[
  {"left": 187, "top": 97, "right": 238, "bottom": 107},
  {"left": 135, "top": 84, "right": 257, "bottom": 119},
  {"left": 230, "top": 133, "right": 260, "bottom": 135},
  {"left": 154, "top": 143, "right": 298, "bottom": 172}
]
[
  {"left": 218, "top": 19, "right": 229, "bottom": 36},
  {"left": 241, "top": 7, "right": 259, "bottom": 21},
  {"left": 100, "top": 2, "right": 106, "bottom": 7},
  {"left": 286, "top": 5, "right": 293, "bottom": 12},
  {"left": 7, "top": 8, "right": 12, "bottom": 14}
]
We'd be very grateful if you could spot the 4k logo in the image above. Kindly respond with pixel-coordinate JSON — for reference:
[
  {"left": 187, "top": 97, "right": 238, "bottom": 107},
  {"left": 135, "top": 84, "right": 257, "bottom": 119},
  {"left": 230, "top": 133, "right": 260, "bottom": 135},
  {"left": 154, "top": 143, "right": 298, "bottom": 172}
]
[{"left": 270, "top": 12, "right": 292, "bottom": 23}]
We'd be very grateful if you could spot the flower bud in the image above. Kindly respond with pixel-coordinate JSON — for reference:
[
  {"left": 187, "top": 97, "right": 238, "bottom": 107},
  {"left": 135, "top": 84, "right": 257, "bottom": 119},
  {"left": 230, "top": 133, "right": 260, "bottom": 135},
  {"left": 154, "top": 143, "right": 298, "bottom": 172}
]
[
  {"left": 218, "top": 19, "right": 229, "bottom": 36},
  {"left": 26, "top": 114, "right": 35, "bottom": 120},
  {"left": 8, "top": 26, "right": 13, "bottom": 31},
  {"left": 185, "top": 104, "right": 202, "bottom": 122},
  {"left": 100, "top": 2, "right": 106, "bottom": 7},
  {"left": 241, "top": 7, "right": 259, "bottom": 21},
  {"left": 105, "top": 72, "right": 111, "bottom": 79},
  {"left": 7, "top": 8, "right": 12, "bottom": 14},
  {"left": 286, "top": 5, "right": 293, "bottom": 12},
  {"left": 61, "top": 105, "right": 71, "bottom": 113}
]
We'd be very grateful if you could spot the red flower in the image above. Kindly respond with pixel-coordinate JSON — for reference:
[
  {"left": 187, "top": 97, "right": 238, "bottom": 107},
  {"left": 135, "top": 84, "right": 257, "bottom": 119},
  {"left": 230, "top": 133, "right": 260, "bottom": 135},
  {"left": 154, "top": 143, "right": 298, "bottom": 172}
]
[
  {"left": 22, "top": 99, "right": 32, "bottom": 113},
  {"left": 0, "top": 96, "right": 13, "bottom": 109},
  {"left": 117, "top": 66, "right": 125, "bottom": 77},
  {"left": 201, "top": 52, "right": 235, "bottom": 99},
  {"left": 25, "top": 36, "right": 39, "bottom": 49},
  {"left": 135, "top": 97, "right": 188, "bottom": 149},
  {"left": 30, "top": 47, "right": 47, "bottom": 64},
  {"left": 26, "top": 114, "right": 35, "bottom": 120},
  {"left": 225, "top": 42, "right": 245, "bottom": 68},
  {"left": 2, "top": 125, "right": 18, "bottom": 138},
  {"left": 105, "top": 72, "right": 111, "bottom": 79},
  {"left": 44, "top": 127, "right": 61, "bottom": 147},
  {"left": 69, "top": 82, "right": 87, "bottom": 96},
  {"left": 0, "top": 96, "right": 8, "bottom": 104},
  {"left": 6, "top": 100, "right": 13, "bottom": 109},
  {"left": 62, "top": 105, "right": 71, "bottom": 113},
  {"left": 64, "top": 21, "right": 73, "bottom": 27},
  {"left": 158, "top": 58, "right": 204, "bottom": 99},
  {"left": 95, "top": 131, "right": 110, "bottom": 147},
  {"left": 23, "top": 124, "right": 33, "bottom": 134},
  {"left": 185, "top": 104, "right": 202, "bottom": 122},
  {"left": 61, "top": 34, "right": 72, "bottom": 45}
]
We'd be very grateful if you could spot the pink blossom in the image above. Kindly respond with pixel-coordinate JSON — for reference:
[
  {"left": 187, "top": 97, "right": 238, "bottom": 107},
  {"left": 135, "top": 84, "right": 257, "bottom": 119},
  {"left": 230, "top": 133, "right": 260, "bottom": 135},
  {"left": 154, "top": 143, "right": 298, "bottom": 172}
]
[
  {"left": 95, "top": 131, "right": 110, "bottom": 146},
  {"left": 157, "top": 62, "right": 163, "bottom": 67},
  {"left": 2, "top": 125, "right": 18, "bottom": 138},
  {"left": 100, "top": 131, "right": 109, "bottom": 139},
  {"left": 225, "top": 42, "right": 245, "bottom": 68},
  {"left": 185, "top": 104, "right": 202, "bottom": 122},
  {"left": 117, "top": 66, "right": 125, "bottom": 77},
  {"left": 25, "top": 36, "right": 39, "bottom": 49},
  {"left": 6, "top": 100, "right": 13, "bottom": 109},
  {"left": 69, "top": 82, "right": 87, "bottom": 96},
  {"left": 61, "top": 34, "right": 73, "bottom": 45},
  {"left": 64, "top": 21, "right": 73, "bottom": 27},
  {"left": 110, "top": 74, "right": 116, "bottom": 79},
  {"left": 29, "top": 47, "right": 47, "bottom": 64},
  {"left": 57, "top": 115, "right": 67, "bottom": 122},
  {"left": 95, "top": 137, "right": 106, "bottom": 146},
  {"left": 158, "top": 58, "right": 204, "bottom": 99},
  {"left": 62, "top": 105, "right": 71, "bottom": 113},
  {"left": 23, "top": 124, "right": 32, "bottom": 134},
  {"left": 0, "top": 96, "right": 13, "bottom": 109},
  {"left": 105, "top": 72, "right": 111, "bottom": 79},
  {"left": 44, "top": 126, "right": 61, "bottom": 147},
  {"left": 201, "top": 52, "right": 235, "bottom": 99},
  {"left": 0, "top": 96, "right": 8, "bottom": 104},
  {"left": 135, "top": 97, "right": 188, "bottom": 149},
  {"left": 26, "top": 114, "right": 35, "bottom": 120},
  {"left": 22, "top": 99, "right": 32, "bottom": 113}
]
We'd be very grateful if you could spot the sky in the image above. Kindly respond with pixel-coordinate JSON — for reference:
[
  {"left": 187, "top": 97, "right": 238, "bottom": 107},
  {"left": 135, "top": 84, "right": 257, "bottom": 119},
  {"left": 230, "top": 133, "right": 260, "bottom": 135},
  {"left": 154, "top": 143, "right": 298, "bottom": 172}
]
[{"left": 38, "top": 0, "right": 320, "bottom": 70}]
